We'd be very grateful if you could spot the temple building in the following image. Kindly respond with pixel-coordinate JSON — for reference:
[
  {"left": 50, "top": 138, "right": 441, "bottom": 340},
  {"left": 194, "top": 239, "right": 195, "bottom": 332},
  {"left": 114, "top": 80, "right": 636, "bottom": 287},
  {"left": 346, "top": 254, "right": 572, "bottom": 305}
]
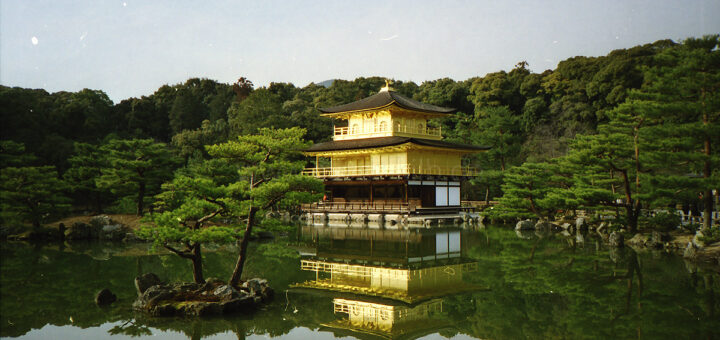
[{"left": 302, "top": 81, "right": 488, "bottom": 226}]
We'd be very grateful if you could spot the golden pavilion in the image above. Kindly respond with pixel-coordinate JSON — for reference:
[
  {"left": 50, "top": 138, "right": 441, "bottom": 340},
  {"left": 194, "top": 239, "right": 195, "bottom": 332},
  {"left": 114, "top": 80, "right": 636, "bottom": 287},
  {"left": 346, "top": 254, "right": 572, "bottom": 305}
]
[{"left": 302, "top": 81, "right": 488, "bottom": 225}]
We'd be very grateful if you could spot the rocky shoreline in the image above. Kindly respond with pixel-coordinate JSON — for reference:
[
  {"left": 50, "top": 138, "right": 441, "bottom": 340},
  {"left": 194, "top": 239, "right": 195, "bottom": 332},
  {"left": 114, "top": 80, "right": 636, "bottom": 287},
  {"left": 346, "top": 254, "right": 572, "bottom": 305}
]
[
  {"left": 513, "top": 217, "right": 720, "bottom": 270},
  {"left": 131, "top": 273, "right": 274, "bottom": 317},
  {"left": 1, "top": 215, "right": 143, "bottom": 242}
]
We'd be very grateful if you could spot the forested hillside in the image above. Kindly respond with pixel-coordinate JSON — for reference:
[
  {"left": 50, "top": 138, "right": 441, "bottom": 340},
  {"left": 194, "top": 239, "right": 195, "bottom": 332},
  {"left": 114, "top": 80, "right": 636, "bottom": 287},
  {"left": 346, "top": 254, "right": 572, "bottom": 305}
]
[{"left": 1, "top": 36, "right": 717, "bottom": 231}]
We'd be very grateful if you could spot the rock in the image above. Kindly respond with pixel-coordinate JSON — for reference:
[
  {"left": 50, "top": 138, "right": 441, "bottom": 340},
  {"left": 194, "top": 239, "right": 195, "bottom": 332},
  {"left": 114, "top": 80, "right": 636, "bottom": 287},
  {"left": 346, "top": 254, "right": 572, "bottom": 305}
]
[
  {"left": 575, "top": 232, "right": 585, "bottom": 244},
  {"left": 561, "top": 223, "right": 576, "bottom": 233},
  {"left": 692, "top": 231, "right": 706, "bottom": 248},
  {"left": 515, "top": 229, "right": 535, "bottom": 239},
  {"left": 649, "top": 231, "right": 670, "bottom": 249},
  {"left": 171, "top": 282, "right": 201, "bottom": 293},
  {"left": 95, "top": 288, "right": 117, "bottom": 305},
  {"left": 575, "top": 217, "right": 588, "bottom": 231},
  {"left": 243, "top": 278, "right": 273, "bottom": 302},
  {"left": 134, "top": 277, "right": 272, "bottom": 317},
  {"left": 243, "top": 278, "right": 266, "bottom": 294},
  {"left": 122, "top": 232, "right": 142, "bottom": 243},
  {"left": 627, "top": 234, "right": 648, "bottom": 247},
  {"left": 135, "top": 273, "right": 163, "bottom": 295},
  {"left": 150, "top": 303, "right": 177, "bottom": 317},
  {"left": 534, "top": 221, "right": 551, "bottom": 230},
  {"left": 198, "top": 277, "right": 224, "bottom": 292},
  {"left": 64, "top": 222, "right": 100, "bottom": 240},
  {"left": 597, "top": 222, "right": 607, "bottom": 235},
  {"left": 609, "top": 232, "right": 625, "bottom": 248},
  {"left": 683, "top": 242, "right": 698, "bottom": 259},
  {"left": 221, "top": 296, "right": 255, "bottom": 313},
  {"left": 100, "top": 224, "right": 127, "bottom": 241},
  {"left": 515, "top": 220, "right": 534, "bottom": 230},
  {"left": 89, "top": 215, "right": 113, "bottom": 228},
  {"left": 213, "top": 285, "right": 240, "bottom": 301},
  {"left": 140, "top": 285, "right": 175, "bottom": 307},
  {"left": 179, "top": 301, "right": 222, "bottom": 317}
]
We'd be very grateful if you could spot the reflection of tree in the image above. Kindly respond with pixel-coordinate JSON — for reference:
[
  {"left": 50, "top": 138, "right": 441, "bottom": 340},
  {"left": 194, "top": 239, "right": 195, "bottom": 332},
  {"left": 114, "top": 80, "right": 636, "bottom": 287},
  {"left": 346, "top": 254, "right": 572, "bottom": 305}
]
[
  {"left": 107, "top": 319, "right": 152, "bottom": 337},
  {"left": 456, "top": 226, "right": 720, "bottom": 339}
]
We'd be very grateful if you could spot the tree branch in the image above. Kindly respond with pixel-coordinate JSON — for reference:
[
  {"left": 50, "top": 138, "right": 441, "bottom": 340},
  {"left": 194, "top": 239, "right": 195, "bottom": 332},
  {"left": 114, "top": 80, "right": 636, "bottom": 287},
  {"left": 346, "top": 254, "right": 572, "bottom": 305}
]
[{"left": 164, "top": 244, "right": 194, "bottom": 259}]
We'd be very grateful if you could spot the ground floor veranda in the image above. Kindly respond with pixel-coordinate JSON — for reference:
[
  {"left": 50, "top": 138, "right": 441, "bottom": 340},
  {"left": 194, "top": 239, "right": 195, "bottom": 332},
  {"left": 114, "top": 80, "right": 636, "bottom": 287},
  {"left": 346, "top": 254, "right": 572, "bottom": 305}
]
[{"left": 302, "top": 176, "right": 471, "bottom": 215}]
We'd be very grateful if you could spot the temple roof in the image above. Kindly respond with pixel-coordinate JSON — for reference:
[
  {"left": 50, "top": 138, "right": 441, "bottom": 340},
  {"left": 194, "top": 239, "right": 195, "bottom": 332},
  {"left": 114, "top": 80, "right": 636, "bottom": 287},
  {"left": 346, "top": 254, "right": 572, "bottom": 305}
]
[
  {"left": 319, "top": 90, "right": 456, "bottom": 115},
  {"left": 305, "top": 136, "right": 489, "bottom": 153}
]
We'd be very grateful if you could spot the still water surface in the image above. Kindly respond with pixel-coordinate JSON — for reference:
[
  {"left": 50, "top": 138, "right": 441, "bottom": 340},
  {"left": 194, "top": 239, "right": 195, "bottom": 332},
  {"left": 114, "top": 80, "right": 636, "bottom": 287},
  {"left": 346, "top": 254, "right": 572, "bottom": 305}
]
[{"left": 1, "top": 225, "right": 718, "bottom": 340}]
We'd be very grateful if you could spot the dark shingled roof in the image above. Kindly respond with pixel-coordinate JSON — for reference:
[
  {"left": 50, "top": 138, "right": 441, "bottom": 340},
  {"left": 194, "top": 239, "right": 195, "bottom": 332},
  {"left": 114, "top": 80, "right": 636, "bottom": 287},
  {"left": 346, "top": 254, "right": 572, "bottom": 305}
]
[
  {"left": 305, "top": 136, "right": 489, "bottom": 153},
  {"left": 319, "top": 91, "right": 456, "bottom": 114}
]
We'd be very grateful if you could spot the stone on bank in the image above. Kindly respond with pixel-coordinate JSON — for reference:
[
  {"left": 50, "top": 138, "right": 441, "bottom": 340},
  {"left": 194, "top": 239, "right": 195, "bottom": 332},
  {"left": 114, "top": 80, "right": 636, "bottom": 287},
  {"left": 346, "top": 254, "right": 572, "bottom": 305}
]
[{"left": 132, "top": 273, "right": 273, "bottom": 317}]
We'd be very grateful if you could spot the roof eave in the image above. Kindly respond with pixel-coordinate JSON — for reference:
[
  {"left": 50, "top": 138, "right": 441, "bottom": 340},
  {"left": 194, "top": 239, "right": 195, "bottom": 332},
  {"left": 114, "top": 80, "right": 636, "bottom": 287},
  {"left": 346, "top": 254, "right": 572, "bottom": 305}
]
[{"left": 320, "top": 102, "right": 455, "bottom": 118}]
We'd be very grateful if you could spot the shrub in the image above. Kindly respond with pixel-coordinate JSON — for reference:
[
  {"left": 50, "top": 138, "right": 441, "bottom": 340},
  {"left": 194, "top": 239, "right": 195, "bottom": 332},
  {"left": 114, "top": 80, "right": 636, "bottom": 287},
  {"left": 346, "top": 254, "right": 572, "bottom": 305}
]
[
  {"left": 647, "top": 211, "right": 680, "bottom": 232},
  {"left": 698, "top": 228, "right": 720, "bottom": 245}
]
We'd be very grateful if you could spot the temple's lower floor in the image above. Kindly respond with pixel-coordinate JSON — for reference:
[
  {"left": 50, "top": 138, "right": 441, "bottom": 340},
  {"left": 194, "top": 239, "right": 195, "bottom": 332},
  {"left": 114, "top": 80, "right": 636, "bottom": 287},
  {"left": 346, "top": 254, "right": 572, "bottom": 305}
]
[
  {"left": 301, "top": 176, "right": 481, "bottom": 228},
  {"left": 308, "top": 176, "right": 467, "bottom": 212}
]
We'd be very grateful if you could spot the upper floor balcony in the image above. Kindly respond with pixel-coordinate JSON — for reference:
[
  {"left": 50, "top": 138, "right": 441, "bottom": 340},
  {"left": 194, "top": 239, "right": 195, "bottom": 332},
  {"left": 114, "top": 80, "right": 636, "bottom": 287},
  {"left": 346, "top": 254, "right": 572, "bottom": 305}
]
[
  {"left": 333, "top": 123, "right": 442, "bottom": 141},
  {"left": 302, "top": 164, "right": 478, "bottom": 178}
]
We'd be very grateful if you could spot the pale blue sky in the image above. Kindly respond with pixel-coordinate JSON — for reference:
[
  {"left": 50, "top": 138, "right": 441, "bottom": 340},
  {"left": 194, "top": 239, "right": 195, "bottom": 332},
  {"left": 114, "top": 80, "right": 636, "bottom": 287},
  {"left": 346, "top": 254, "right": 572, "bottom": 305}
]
[{"left": 2, "top": 0, "right": 718, "bottom": 103}]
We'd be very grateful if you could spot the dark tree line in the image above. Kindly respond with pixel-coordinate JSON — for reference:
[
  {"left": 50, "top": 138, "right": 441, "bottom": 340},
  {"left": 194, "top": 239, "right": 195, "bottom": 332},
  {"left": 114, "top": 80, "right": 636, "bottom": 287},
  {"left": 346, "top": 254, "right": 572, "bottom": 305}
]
[{"left": 1, "top": 36, "right": 717, "bottom": 232}]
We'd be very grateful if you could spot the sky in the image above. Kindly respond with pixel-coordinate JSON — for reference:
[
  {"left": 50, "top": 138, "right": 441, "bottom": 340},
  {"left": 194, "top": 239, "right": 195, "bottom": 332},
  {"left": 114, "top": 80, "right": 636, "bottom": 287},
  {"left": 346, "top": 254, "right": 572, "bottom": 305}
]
[{"left": 1, "top": 0, "right": 719, "bottom": 103}]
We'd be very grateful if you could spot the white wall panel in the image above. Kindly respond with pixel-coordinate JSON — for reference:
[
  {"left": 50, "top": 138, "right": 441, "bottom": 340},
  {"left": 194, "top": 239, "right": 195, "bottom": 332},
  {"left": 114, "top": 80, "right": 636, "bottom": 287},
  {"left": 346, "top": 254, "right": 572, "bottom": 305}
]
[
  {"left": 448, "top": 186, "right": 460, "bottom": 206},
  {"left": 436, "top": 186, "right": 448, "bottom": 206}
]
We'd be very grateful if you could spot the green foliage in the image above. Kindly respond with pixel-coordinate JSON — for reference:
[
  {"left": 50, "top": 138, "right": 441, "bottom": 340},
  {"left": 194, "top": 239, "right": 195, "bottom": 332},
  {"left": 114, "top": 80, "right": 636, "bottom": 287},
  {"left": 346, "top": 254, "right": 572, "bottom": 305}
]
[
  {"left": 0, "top": 165, "right": 70, "bottom": 228},
  {"left": 646, "top": 211, "right": 681, "bottom": 231},
  {"left": 171, "top": 119, "right": 229, "bottom": 164},
  {"left": 206, "top": 127, "right": 324, "bottom": 210},
  {"left": 491, "top": 161, "right": 577, "bottom": 220},
  {"left": 63, "top": 142, "right": 111, "bottom": 212},
  {"left": 472, "top": 106, "right": 523, "bottom": 171},
  {"left": 698, "top": 228, "right": 720, "bottom": 244},
  {"left": 0, "top": 140, "right": 37, "bottom": 167},
  {"left": 97, "top": 139, "right": 180, "bottom": 216}
]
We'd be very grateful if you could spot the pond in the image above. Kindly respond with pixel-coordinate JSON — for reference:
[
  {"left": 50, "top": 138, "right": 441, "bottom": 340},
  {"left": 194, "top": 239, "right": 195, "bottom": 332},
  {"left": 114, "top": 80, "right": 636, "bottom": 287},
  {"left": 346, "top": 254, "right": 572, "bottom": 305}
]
[{"left": 1, "top": 225, "right": 718, "bottom": 340}]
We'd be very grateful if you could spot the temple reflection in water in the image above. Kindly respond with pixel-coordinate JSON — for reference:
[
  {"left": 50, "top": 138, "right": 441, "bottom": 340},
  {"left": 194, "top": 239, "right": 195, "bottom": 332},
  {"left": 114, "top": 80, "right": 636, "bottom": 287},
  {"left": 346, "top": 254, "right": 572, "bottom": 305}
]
[{"left": 292, "top": 226, "right": 483, "bottom": 338}]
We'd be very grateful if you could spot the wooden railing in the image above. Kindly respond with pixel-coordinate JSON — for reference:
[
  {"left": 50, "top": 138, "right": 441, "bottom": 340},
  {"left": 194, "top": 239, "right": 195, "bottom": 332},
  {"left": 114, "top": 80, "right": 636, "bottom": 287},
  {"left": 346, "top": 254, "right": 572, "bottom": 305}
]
[
  {"left": 302, "top": 201, "right": 413, "bottom": 213},
  {"left": 302, "top": 164, "right": 478, "bottom": 178},
  {"left": 333, "top": 124, "right": 441, "bottom": 140}
]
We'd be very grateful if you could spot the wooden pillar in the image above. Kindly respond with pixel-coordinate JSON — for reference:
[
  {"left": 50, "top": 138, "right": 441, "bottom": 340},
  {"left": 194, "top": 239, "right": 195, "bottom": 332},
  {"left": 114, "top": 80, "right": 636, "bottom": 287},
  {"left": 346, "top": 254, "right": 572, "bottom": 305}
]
[
  {"left": 404, "top": 182, "right": 408, "bottom": 203},
  {"left": 370, "top": 183, "right": 373, "bottom": 203}
]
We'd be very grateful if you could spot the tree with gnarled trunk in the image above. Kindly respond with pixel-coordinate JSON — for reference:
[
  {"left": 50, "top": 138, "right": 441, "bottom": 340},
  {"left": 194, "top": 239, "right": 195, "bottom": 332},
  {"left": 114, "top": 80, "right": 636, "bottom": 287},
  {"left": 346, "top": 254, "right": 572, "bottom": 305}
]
[
  {"left": 206, "top": 127, "right": 323, "bottom": 287},
  {"left": 138, "top": 162, "right": 242, "bottom": 283}
]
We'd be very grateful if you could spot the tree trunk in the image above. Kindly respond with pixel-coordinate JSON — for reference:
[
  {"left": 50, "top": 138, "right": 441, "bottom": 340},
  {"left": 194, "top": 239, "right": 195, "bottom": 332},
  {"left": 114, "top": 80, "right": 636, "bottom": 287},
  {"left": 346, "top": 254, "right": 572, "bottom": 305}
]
[
  {"left": 137, "top": 180, "right": 146, "bottom": 216},
  {"left": 619, "top": 169, "right": 639, "bottom": 234},
  {"left": 229, "top": 205, "right": 258, "bottom": 287},
  {"left": 702, "top": 132, "right": 713, "bottom": 231},
  {"left": 94, "top": 191, "right": 103, "bottom": 214},
  {"left": 191, "top": 243, "right": 205, "bottom": 284},
  {"left": 627, "top": 201, "right": 641, "bottom": 234}
]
